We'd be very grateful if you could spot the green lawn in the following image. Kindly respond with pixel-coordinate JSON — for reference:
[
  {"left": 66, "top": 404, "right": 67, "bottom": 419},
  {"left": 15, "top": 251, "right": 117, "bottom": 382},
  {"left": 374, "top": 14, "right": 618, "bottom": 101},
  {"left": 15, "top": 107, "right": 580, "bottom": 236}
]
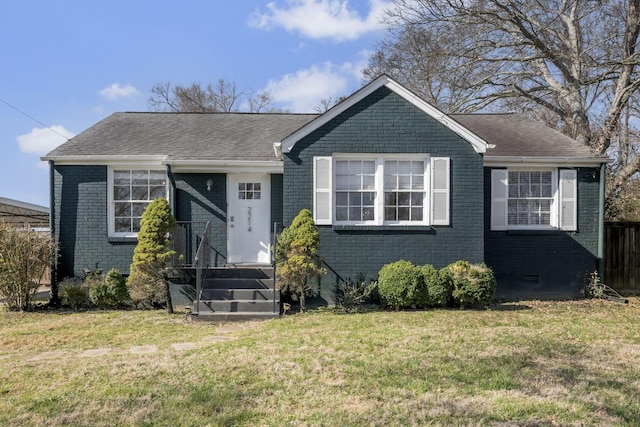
[{"left": 1, "top": 299, "right": 639, "bottom": 426}]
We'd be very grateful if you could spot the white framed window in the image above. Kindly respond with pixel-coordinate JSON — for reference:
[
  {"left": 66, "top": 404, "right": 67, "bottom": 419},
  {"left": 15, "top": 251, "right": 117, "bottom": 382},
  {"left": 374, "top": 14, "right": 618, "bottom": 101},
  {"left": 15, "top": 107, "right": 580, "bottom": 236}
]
[
  {"left": 491, "top": 168, "right": 577, "bottom": 231},
  {"left": 313, "top": 155, "right": 449, "bottom": 226},
  {"left": 384, "top": 160, "right": 425, "bottom": 223},
  {"left": 108, "top": 168, "right": 168, "bottom": 237},
  {"left": 335, "top": 160, "right": 377, "bottom": 222}
]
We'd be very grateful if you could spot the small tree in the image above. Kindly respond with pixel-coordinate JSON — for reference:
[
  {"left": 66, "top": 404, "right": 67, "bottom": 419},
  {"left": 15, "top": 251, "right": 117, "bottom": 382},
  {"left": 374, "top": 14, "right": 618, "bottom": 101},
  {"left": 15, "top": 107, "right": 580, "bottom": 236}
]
[
  {"left": 127, "top": 198, "right": 176, "bottom": 313},
  {"left": 0, "top": 224, "right": 55, "bottom": 311},
  {"left": 275, "top": 209, "right": 325, "bottom": 311}
]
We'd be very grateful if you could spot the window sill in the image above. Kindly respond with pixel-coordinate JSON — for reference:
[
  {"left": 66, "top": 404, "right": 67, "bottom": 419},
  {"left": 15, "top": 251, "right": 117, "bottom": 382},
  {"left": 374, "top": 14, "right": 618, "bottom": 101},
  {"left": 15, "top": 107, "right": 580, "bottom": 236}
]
[
  {"left": 506, "top": 229, "right": 564, "bottom": 235},
  {"left": 332, "top": 224, "right": 434, "bottom": 232},
  {"left": 108, "top": 236, "right": 138, "bottom": 243}
]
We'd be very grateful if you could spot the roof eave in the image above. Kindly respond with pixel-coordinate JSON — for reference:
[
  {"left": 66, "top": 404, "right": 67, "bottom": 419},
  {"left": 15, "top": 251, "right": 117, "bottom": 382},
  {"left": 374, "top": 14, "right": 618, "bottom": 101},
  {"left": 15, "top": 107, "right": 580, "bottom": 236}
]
[
  {"left": 281, "top": 75, "right": 489, "bottom": 155},
  {"left": 41, "top": 155, "right": 168, "bottom": 166},
  {"left": 483, "top": 156, "right": 611, "bottom": 167},
  {"left": 166, "top": 159, "right": 283, "bottom": 174}
]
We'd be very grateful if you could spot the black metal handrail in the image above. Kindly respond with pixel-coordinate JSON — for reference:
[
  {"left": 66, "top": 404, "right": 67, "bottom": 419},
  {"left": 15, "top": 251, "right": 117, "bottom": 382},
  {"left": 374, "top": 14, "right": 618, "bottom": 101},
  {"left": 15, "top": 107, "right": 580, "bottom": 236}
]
[
  {"left": 193, "top": 221, "right": 211, "bottom": 316},
  {"left": 172, "top": 221, "right": 210, "bottom": 267},
  {"left": 272, "top": 222, "right": 282, "bottom": 315}
]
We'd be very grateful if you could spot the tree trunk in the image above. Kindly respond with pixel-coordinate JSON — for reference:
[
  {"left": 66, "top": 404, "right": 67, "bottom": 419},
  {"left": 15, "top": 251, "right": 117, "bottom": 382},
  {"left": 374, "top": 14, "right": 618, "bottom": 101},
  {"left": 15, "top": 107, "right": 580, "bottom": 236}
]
[{"left": 164, "top": 279, "right": 173, "bottom": 314}]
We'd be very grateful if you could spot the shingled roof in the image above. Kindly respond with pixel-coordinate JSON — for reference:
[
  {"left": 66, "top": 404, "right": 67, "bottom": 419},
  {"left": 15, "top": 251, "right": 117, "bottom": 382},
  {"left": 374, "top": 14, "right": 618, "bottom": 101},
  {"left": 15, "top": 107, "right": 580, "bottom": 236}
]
[
  {"left": 43, "top": 109, "right": 607, "bottom": 164},
  {"left": 44, "top": 112, "right": 319, "bottom": 161},
  {"left": 452, "top": 113, "right": 605, "bottom": 160}
]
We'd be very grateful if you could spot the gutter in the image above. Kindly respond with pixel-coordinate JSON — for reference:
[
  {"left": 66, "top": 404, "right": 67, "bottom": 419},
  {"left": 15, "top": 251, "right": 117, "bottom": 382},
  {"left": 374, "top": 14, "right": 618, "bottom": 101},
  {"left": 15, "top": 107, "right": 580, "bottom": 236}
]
[
  {"left": 598, "top": 163, "right": 606, "bottom": 274},
  {"left": 48, "top": 160, "right": 60, "bottom": 307},
  {"left": 484, "top": 156, "right": 611, "bottom": 167},
  {"left": 166, "top": 164, "right": 176, "bottom": 217}
]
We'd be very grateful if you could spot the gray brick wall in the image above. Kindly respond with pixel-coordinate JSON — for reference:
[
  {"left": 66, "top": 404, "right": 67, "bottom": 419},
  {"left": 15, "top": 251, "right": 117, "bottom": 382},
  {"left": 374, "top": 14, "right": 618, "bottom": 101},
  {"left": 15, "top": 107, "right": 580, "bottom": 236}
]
[
  {"left": 54, "top": 165, "right": 136, "bottom": 280},
  {"left": 173, "top": 173, "right": 228, "bottom": 266},
  {"left": 55, "top": 169, "right": 283, "bottom": 277},
  {"left": 484, "top": 167, "right": 601, "bottom": 298},
  {"left": 283, "top": 86, "right": 484, "bottom": 301}
]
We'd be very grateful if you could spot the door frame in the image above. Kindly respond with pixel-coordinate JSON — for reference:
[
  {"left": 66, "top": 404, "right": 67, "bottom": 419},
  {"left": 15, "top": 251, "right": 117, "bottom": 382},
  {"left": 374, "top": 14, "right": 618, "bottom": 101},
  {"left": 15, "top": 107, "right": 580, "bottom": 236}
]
[{"left": 226, "top": 173, "right": 271, "bottom": 264}]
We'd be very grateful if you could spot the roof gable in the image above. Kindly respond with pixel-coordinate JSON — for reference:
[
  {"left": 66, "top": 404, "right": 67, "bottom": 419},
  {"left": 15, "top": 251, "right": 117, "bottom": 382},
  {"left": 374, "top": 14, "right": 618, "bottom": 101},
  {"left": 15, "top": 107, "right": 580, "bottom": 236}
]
[{"left": 281, "top": 75, "right": 490, "bottom": 154}]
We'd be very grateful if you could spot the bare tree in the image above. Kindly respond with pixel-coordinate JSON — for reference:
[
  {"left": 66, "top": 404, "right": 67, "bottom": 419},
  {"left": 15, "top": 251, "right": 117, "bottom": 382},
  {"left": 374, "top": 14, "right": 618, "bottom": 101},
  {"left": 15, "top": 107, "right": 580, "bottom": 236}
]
[
  {"left": 367, "top": 0, "right": 640, "bottom": 206},
  {"left": 149, "top": 79, "right": 279, "bottom": 113}
]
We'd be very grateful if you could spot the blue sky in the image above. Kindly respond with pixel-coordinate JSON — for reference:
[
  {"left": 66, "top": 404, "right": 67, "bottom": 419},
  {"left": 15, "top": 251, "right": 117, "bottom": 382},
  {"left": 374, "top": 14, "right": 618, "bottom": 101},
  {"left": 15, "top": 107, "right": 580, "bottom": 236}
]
[{"left": 0, "top": 0, "right": 392, "bottom": 207}]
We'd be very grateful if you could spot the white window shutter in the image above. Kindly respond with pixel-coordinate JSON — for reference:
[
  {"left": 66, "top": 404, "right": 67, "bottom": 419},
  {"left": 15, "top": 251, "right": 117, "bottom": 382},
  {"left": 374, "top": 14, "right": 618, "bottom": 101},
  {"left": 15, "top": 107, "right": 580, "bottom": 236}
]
[
  {"left": 431, "top": 157, "right": 450, "bottom": 225},
  {"left": 313, "top": 156, "right": 332, "bottom": 225},
  {"left": 491, "top": 169, "right": 509, "bottom": 231},
  {"left": 559, "top": 169, "right": 577, "bottom": 231}
]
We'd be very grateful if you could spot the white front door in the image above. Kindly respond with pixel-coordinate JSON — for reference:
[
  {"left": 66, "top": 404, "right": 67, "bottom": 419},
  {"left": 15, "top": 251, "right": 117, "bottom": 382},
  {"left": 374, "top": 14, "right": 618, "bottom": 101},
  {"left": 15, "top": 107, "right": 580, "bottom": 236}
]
[{"left": 227, "top": 173, "right": 271, "bottom": 264}]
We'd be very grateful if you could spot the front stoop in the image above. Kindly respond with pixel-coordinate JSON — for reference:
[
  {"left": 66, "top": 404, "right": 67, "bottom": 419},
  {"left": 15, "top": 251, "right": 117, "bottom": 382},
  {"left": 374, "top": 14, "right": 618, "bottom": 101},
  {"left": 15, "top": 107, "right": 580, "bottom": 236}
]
[{"left": 192, "top": 266, "right": 280, "bottom": 321}]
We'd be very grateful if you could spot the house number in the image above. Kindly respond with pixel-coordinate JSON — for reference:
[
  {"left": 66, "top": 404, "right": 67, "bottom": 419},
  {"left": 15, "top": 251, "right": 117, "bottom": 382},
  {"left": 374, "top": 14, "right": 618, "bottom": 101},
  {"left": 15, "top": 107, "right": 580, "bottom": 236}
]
[{"left": 247, "top": 207, "right": 252, "bottom": 232}]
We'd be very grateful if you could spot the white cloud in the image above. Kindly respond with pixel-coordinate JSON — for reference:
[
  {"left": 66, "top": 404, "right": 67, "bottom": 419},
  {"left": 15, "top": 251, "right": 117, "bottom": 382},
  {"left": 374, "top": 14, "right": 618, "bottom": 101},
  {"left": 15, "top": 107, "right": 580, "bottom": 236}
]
[
  {"left": 17, "top": 125, "right": 75, "bottom": 155},
  {"left": 99, "top": 83, "right": 140, "bottom": 100},
  {"left": 250, "top": 0, "right": 391, "bottom": 42},
  {"left": 265, "top": 63, "right": 352, "bottom": 112}
]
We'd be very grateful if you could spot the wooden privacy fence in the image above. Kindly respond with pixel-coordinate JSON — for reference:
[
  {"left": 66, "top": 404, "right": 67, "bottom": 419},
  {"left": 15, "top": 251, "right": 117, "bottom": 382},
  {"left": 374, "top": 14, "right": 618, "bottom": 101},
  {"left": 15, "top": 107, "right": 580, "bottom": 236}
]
[{"left": 604, "top": 222, "right": 640, "bottom": 293}]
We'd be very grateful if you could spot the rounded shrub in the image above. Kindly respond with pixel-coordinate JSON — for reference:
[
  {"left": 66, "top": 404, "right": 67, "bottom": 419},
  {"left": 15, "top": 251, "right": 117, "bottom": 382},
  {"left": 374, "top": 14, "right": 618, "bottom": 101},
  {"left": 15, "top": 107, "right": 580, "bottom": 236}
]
[
  {"left": 60, "top": 277, "right": 89, "bottom": 311},
  {"left": 88, "top": 269, "right": 130, "bottom": 308},
  {"left": 377, "top": 260, "right": 428, "bottom": 309},
  {"left": 421, "top": 264, "right": 453, "bottom": 307},
  {"left": 445, "top": 260, "right": 496, "bottom": 308}
]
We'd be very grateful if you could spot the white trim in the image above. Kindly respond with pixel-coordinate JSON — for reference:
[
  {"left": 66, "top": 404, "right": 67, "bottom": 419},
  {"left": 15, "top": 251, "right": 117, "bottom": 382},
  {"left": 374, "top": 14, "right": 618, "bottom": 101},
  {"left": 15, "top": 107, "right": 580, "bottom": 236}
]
[
  {"left": 484, "top": 156, "right": 609, "bottom": 167},
  {"left": 280, "top": 75, "right": 489, "bottom": 155},
  {"left": 167, "top": 160, "right": 283, "bottom": 174},
  {"left": 559, "top": 169, "right": 578, "bottom": 231},
  {"left": 431, "top": 157, "right": 450, "bottom": 226},
  {"left": 107, "top": 167, "right": 169, "bottom": 238},
  {"left": 313, "top": 156, "right": 333, "bottom": 225},
  {"left": 41, "top": 155, "right": 167, "bottom": 166},
  {"left": 328, "top": 154, "right": 434, "bottom": 226},
  {"left": 490, "top": 169, "right": 509, "bottom": 231},
  {"left": 490, "top": 167, "right": 573, "bottom": 231}
]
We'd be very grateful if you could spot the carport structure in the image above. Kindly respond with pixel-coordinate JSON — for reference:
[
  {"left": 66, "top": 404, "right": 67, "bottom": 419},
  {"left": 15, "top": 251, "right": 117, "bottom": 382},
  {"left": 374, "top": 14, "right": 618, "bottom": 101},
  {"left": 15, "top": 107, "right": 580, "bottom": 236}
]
[{"left": 0, "top": 196, "right": 49, "bottom": 228}]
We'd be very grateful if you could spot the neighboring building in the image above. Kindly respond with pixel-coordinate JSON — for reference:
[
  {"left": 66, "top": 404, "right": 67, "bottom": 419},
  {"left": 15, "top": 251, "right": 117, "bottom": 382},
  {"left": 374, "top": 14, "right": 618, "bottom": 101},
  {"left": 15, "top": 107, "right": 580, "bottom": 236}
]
[
  {"left": 42, "top": 75, "right": 609, "bottom": 306},
  {"left": 0, "top": 196, "right": 49, "bottom": 228}
]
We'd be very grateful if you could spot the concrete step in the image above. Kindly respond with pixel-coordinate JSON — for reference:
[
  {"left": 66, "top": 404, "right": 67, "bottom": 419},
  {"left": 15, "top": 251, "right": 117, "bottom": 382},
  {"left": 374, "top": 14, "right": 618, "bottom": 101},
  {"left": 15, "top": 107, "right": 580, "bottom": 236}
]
[
  {"left": 191, "top": 312, "right": 280, "bottom": 322},
  {"left": 205, "top": 267, "right": 274, "bottom": 279},
  {"left": 197, "top": 299, "right": 280, "bottom": 313},
  {"left": 202, "top": 277, "right": 274, "bottom": 290},
  {"left": 200, "top": 288, "right": 277, "bottom": 301}
]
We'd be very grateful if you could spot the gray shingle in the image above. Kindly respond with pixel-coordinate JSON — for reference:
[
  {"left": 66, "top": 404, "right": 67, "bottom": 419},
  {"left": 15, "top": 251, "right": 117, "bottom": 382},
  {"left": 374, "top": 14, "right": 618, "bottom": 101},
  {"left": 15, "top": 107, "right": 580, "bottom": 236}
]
[
  {"left": 452, "top": 113, "right": 604, "bottom": 159},
  {"left": 45, "top": 112, "right": 319, "bottom": 161},
  {"left": 45, "top": 111, "right": 606, "bottom": 162}
]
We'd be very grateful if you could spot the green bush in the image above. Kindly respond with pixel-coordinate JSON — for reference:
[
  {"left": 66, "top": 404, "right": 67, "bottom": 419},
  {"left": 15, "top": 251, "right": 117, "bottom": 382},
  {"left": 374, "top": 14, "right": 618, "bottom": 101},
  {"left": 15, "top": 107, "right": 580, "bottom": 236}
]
[
  {"left": 445, "top": 260, "right": 496, "bottom": 308},
  {"left": 275, "top": 209, "right": 325, "bottom": 311},
  {"left": 60, "top": 277, "right": 89, "bottom": 311},
  {"left": 87, "top": 269, "right": 129, "bottom": 308},
  {"left": 420, "top": 264, "right": 453, "bottom": 307},
  {"left": 377, "top": 260, "right": 428, "bottom": 309}
]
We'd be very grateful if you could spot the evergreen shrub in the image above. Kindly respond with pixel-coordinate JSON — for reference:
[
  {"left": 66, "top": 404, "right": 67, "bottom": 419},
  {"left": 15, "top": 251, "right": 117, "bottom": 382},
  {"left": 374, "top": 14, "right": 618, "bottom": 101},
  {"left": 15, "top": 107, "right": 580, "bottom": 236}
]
[
  {"left": 445, "top": 260, "right": 496, "bottom": 308},
  {"left": 421, "top": 264, "right": 453, "bottom": 307},
  {"left": 377, "top": 260, "right": 428, "bottom": 309}
]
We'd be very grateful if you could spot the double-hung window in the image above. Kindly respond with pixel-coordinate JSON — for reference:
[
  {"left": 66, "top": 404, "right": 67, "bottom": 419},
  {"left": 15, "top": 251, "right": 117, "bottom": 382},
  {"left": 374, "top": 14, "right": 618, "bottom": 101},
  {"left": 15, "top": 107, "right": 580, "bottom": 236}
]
[
  {"left": 335, "top": 160, "right": 376, "bottom": 222},
  {"left": 109, "top": 169, "right": 167, "bottom": 236},
  {"left": 384, "top": 160, "right": 425, "bottom": 222},
  {"left": 491, "top": 168, "right": 577, "bottom": 231},
  {"left": 313, "top": 155, "right": 450, "bottom": 226}
]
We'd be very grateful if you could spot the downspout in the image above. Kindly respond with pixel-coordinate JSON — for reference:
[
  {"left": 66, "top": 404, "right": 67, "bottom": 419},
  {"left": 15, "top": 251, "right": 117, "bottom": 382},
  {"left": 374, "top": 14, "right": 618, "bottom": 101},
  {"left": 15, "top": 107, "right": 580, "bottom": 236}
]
[
  {"left": 166, "top": 164, "right": 176, "bottom": 216},
  {"left": 598, "top": 163, "right": 606, "bottom": 275},
  {"left": 49, "top": 160, "right": 60, "bottom": 307}
]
